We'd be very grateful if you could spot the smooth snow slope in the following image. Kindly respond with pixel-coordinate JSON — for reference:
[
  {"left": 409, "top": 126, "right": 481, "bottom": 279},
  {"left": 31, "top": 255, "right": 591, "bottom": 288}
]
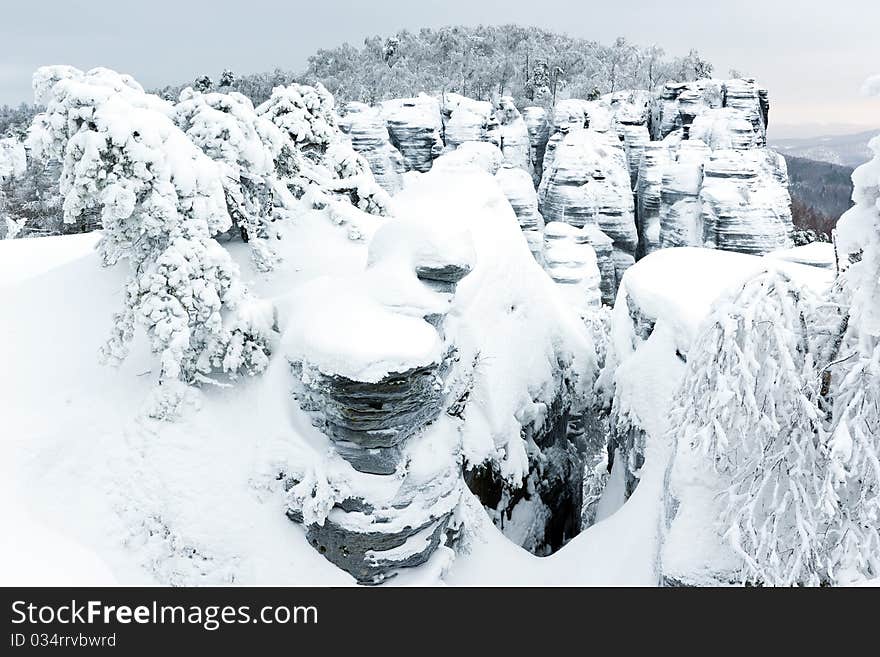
[{"left": 0, "top": 232, "right": 101, "bottom": 288}]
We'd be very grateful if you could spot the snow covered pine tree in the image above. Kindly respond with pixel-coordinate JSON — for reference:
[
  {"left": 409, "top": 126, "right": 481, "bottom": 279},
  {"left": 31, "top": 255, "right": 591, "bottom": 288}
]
[
  {"left": 256, "top": 82, "right": 392, "bottom": 217},
  {"left": 173, "top": 86, "right": 297, "bottom": 271},
  {"left": 26, "top": 66, "right": 274, "bottom": 414}
]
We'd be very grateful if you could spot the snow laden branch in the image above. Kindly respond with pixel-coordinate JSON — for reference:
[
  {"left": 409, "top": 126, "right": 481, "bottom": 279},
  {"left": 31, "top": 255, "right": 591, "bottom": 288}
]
[
  {"left": 0, "top": 137, "right": 27, "bottom": 237},
  {"left": 824, "top": 131, "right": 880, "bottom": 581},
  {"left": 172, "top": 87, "right": 297, "bottom": 271},
  {"left": 26, "top": 66, "right": 274, "bottom": 412},
  {"left": 256, "top": 83, "right": 392, "bottom": 217},
  {"left": 670, "top": 232, "right": 880, "bottom": 585},
  {"left": 669, "top": 270, "right": 828, "bottom": 585}
]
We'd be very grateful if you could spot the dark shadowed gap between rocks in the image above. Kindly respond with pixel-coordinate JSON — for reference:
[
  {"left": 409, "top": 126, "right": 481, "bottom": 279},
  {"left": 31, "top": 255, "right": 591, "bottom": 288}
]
[{"left": 465, "top": 395, "right": 611, "bottom": 556}]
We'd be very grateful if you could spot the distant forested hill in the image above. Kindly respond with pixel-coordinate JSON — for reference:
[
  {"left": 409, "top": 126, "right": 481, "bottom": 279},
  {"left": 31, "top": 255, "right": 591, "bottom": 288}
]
[
  {"left": 143, "top": 25, "right": 714, "bottom": 109},
  {"left": 784, "top": 155, "right": 853, "bottom": 219},
  {"left": 783, "top": 154, "right": 854, "bottom": 237},
  {"left": 2, "top": 26, "right": 716, "bottom": 136},
  {"left": 300, "top": 25, "right": 713, "bottom": 106},
  {"left": 773, "top": 130, "right": 876, "bottom": 168}
]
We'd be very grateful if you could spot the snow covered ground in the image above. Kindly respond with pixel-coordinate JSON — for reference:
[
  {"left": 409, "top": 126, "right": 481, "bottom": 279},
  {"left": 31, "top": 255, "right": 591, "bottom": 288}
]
[
  {"left": 0, "top": 170, "right": 645, "bottom": 586},
  {"left": 0, "top": 217, "right": 363, "bottom": 586},
  {"left": 0, "top": 231, "right": 101, "bottom": 288},
  {"left": 0, "top": 183, "right": 842, "bottom": 587}
]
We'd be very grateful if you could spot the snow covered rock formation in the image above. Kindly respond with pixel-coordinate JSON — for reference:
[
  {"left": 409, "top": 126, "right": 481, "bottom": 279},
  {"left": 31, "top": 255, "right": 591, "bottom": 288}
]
[
  {"left": 279, "top": 165, "right": 599, "bottom": 578},
  {"left": 330, "top": 79, "right": 792, "bottom": 309},
  {"left": 609, "top": 90, "right": 652, "bottom": 189},
  {"left": 440, "top": 93, "right": 499, "bottom": 150},
  {"left": 597, "top": 247, "right": 834, "bottom": 584},
  {"left": 285, "top": 216, "right": 473, "bottom": 582},
  {"left": 541, "top": 222, "right": 602, "bottom": 310},
  {"left": 339, "top": 102, "right": 406, "bottom": 195},
  {"left": 658, "top": 140, "right": 713, "bottom": 249},
  {"left": 538, "top": 128, "right": 637, "bottom": 291},
  {"left": 655, "top": 131, "right": 880, "bottom": 588},
  {"left": 495, "top": 163, "right": 544, "bottom": 259},
  {"left": 651, "top": 139, "right": 791, "bottom": 255},
  {"left": 380, "top": 95, "right": 444, "bottom": 172},
  {"left": 641, "top": 79, "right": 792, "bottom": 256},
  {"left": 522, "top": 106, "right": 550, "bottom": 185},
  {"left": 317, "top": 80, "right": 791, "bottom": 313},
  {"left": 400, "top": 170, "right": 597, "bottom": 556},
  {"left": 496, "top": 96, "right": 532, "bottom": 174},
  {"left": 634, "top": 143, "right": 670, "bottom": 258},
  {"left": 432, "top": 140, "right": 505, "bottom": 176},
  {"left": 699, "top": 148, "right": 792, "bottom": 254}
]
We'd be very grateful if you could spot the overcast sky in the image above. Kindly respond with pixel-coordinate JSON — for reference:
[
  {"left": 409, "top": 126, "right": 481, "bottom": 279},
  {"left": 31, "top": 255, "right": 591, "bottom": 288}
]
[{"left": 2, "top": 0, "right": 878, "bottom": 137}]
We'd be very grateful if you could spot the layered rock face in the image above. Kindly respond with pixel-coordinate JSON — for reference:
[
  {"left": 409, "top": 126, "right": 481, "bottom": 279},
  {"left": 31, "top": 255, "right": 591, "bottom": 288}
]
[
  {"left": 339, "top": 78, "right": 790, "bottom": 307},
  {"left": 640, "top": 79, "right": 792, "bottom": 255},
  {"left": 689, "top": 107, "right": 760, "bottom": 150},
  {"left": 286, "top": 220, "right": 475, "bottom": 584},
  {"left": 650, "top": 142, "right": 792, "bottom": 255},
  {"left": 533, "top": 96, "right": 643, "bottom": 301},
  {"left": 522, "top": 106, "right": 550, "bottom": 185},
  {"left": 294, "top": 318, "right": 463, "bottom": 581},
  {"left": 635, "top": 143, "right": 671, "bottom": 258},
  {"left": 440, "top": 93, "right": 499, "bottom": 149},
  {"left": 583, "top": 225, "right": 617, "bottom": 306},
  {"left": 292, "top": 358, "right": 453, "bottom": 476},
  {"left": 533, "top": 79, "right": 787, "bottom": 283},
  {"left": 609, "top": 90, "right": 652, "bottom": 188},
  {"left": 496, "top": 96, "right": 532, "bottom": 174},
  {"left": 495, "top": 163, "right": 544, "bottom": 259},
  {"left": 649, "top": 78, "right": 768, "bottom": 144},
  {"left": 542, "top": 221, "right": 602, "bottom": 310},
  {"left": 338, "top": 102, "right": 406, "bottom": 194},
  {"left": 593, "top": 91, "right": 653, "bottom": 263},
  {"left": 700, "top": 148, "right": 792, "bottom": 254},
  {"left": 380, "top": 95, "right": 444, "bottom": 172},
  {"left": 659, "top": 140, "right": 712, "bottom": 249},
  {"left": 289, "top": 360, "right": 462, "bottom": 583},
  {"left": 722, "top": 78, "right": 768, "bottom": 146},
  {"left": 617, "top": 123, "right": 651, "bottom": 191},
  {"left": 649, "top": 80, "right": 722, "bottom": 140},
  {"left": 538, "top": 129, "right": 637, "bottom": 289}
]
